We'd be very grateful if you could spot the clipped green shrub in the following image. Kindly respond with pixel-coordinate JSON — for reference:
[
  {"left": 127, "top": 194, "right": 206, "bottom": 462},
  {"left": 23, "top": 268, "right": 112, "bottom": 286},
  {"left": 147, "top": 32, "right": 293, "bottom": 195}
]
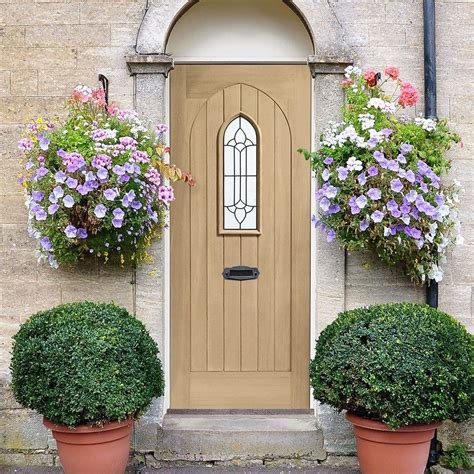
[
  {"left": 310, "top": 303, "right": 474, "bottom": 429},
  {"left": 442, "top": 442, "right": 473, "bottom": 470},
  {"left": 11, "top": 302, "right": 164, "bottom": 427}
]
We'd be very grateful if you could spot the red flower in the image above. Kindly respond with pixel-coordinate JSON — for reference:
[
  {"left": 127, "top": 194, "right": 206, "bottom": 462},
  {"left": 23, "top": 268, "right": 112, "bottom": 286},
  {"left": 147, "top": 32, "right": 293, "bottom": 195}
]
[
  {"left": 384, "top": 66, "right": 400, "bottom": 80},
  {"left": 398, "top": 82, "right": 419, "bottom": 107},
  {"left": 363, "top": 69, "right": 378, "bottom": 87},
  {"left": 341, "top": 78, "right": 353, "bottom": 88}
]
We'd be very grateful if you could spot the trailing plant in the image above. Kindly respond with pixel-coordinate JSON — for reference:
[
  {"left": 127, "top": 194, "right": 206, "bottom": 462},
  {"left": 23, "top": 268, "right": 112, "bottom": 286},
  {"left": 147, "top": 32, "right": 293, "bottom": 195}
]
[
  {"left": 10, "top": 302, "right": 164, "bottom": 427},
  {"left": 299, "top": 66, "right": 462, "bottom": 283},
  {"left": 310, "top": 303, "right": 474, "bottom": 429},
  {"left": 18, "top": 85, "right": 194, "bottom": 268},
  {"left": 442, "top": 442, "right": 473, "bottom": 470}
]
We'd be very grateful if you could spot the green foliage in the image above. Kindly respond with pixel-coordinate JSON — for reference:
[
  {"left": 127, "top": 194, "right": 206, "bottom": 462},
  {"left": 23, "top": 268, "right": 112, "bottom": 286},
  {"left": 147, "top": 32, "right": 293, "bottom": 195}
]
[
  {"left": 310, "top": 303, "right": 474, "bottom": 429},
  {"left": 10, "top": 302, "right": 164, "bottom": 427},
  {"left": 442, "top": 442, "right": 473, "bottom": 469}
]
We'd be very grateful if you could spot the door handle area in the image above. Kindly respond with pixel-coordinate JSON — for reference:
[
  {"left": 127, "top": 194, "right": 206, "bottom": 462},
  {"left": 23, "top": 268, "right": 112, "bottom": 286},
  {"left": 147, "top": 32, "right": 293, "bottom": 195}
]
[{"left": 223, "top": 266, "right": 260, "bottom": 281}]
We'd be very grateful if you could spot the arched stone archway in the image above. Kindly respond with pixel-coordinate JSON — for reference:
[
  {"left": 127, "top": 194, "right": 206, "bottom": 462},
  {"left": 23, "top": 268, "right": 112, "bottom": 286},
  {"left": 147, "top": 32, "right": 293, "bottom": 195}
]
[{"left": 134, "top": 0, "right": 352, "bottom": 61}]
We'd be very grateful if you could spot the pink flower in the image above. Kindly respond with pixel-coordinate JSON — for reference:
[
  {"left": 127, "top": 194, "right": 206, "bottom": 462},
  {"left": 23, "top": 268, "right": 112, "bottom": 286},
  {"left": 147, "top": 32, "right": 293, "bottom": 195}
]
[
  {"left": 341, "top": 78, "right": 353, "bottom": 88},
  {"left": 398, "top": 82, "right": 419, "bottom": 107},
  {"left": 384, "top": 66, "right": 400, "bottom": 80},
  {"left": 363, "top": 69, "right": 377, "bottom": 87}
]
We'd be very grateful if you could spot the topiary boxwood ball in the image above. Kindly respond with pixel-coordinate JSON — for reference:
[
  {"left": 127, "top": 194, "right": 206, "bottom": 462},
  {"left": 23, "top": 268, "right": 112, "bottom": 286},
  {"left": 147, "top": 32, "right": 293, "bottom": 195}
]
[
  {"left": 11, "top": 302, "right": 164, "bottom": 427},
  {"left": 311, "top": 303, "right": 473, "bottom": 429}
]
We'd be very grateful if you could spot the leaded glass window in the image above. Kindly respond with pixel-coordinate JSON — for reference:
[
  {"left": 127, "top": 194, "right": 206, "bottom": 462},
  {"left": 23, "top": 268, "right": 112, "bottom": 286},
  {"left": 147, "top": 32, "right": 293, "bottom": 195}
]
[{"left": 223, "top": 116, "right": 258, "bottom": 230}]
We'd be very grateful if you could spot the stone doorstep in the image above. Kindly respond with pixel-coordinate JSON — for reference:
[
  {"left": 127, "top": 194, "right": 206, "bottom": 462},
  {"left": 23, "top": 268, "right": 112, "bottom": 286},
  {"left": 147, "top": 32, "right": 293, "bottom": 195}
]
[{"left": 157, "top": 414, "right": 326, "bottom": 463}]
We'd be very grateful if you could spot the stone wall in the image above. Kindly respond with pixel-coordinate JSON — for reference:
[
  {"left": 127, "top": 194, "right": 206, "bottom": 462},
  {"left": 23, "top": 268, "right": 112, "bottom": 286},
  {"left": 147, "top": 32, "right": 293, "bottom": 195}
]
[{"left": 0, "top": 0, "right": 472, "bottom": 466}]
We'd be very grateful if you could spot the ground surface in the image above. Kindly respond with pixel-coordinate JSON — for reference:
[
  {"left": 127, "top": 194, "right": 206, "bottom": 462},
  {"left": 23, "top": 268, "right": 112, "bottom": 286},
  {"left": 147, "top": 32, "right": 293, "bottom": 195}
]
[{"left": 0, "top": 466, "right": 358, "bottom": 474}]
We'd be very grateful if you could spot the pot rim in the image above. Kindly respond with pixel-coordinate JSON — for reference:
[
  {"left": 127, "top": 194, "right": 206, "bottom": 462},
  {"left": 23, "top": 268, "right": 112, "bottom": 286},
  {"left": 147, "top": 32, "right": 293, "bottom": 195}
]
[
  {"left": 346, "top": 412, "right": 442, "bottom": 432},
  {"left": 43, "top": 417, "right": 133, "bottom": 433}
]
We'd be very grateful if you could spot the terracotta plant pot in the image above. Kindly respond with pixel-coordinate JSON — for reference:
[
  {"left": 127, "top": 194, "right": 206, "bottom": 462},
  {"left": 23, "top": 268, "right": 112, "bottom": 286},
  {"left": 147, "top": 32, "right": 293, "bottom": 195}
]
[
  {"left": 346, "top": 413, "right": 441, "bottom": 474},
  {"left": 44, "top": 418, "right": 133, "bottom": 474}
]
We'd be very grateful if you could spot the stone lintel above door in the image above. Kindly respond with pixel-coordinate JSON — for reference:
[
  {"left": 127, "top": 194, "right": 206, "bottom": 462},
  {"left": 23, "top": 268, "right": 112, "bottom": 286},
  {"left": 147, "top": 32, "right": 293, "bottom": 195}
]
[{"left": 307, "top": 56, "right": 353, "bottom": 77}]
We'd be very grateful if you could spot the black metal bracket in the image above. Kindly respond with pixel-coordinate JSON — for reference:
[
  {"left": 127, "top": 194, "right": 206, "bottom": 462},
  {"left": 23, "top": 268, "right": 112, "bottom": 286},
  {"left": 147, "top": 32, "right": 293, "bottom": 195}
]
[
  {"left": 98, "top": 74, "right": 109, "bottom": 106},
  {"left": 223, "top": 266, "right": 260, "bottom": 281}
]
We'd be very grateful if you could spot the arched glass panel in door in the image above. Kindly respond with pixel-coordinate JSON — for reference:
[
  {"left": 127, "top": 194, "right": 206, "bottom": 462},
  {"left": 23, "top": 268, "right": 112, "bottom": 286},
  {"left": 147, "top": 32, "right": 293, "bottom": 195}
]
[{"left": 222, "top": 116, "right": 258, "bottom": 231}]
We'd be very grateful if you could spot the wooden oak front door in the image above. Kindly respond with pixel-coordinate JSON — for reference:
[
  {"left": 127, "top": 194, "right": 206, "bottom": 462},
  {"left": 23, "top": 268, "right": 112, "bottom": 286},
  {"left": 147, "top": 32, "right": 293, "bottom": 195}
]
[{"left": 170, "top": 65, "right": 311, "bottom": 408}]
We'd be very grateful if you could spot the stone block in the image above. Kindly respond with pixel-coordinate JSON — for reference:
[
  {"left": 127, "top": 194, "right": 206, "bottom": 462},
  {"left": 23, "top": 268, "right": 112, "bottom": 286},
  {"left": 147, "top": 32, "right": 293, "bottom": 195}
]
[
  {"left": 76, "top": 47, "right": 130, "bottom": 70},
  {"left": 0, "top": 249, "right": 37, "bottom": 283},
  {"left": 0, "top": 97, "right": 66, "bottom": 123},
  {"left": 345, "top": 283, "right": 424, "bottom": 309},
  {"left": 0, "top": 452, "right": 55, "bottom": 467},
  {"left": 0, "top": 3, "right": 79, "bottom": 25},
  {"left": 451, "top": 96, "right": 474, "bottom": 123},
  {"left": 368, "top": 24, "right": 407, "bottom": 47},
  {"left": 79, "top": 2, "right": 144, "bottom": 24},
  {"left": 0, "top": 47, "right": 77, "bottom": 71},
  {"left": 1, "top": 223, "right": 35, "bottom": 251},
  {"left": 0, "top": 71, "right": 10, "bottom": 97},
  {"left": 159, "top": 414, "right": 326, "bottom": 462},
  {"left": 0, "top": 125, "right": 22, "bottom": 155},
  {"left": 0, "top": 410, "right": 48, "bottom": 450},
  {"left": 26, "top": 24, "right": 111, "bottom": 48},
  {"left": 111, "top": 23, "right": 141, "bottom": 47},
  {"left": 0, "top": 379, "right": 22, "bottom": 410},
  {"left": 316, "top": 404, "right": 355, "bottom": 455},
  {"left": 0, "top": 26, "right": 26, "bottom": 47},
  {"left": 439, "top": 284, "right": 472, "bottom": 323}
]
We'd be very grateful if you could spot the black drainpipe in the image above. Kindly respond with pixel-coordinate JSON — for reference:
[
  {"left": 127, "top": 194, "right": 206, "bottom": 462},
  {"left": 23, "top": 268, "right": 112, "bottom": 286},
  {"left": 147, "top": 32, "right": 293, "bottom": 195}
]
[{"left": 424, "top": 0, "right": 442, "bottom": 467}]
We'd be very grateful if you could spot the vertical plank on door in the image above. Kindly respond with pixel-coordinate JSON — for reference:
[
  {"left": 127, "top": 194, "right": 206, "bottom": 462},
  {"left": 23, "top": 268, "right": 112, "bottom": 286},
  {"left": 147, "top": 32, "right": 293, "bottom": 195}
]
[
  {"left": 223, "top": 84, "right": 241, "bottom": 371},
  {"left": 190, "top": 104, "right": 208, "bottom": 372},
  {"left": 170, "top": 65, "right": 191, "bottom": 406},
  {"left": 207, "top": 92, "right": 225, "bottom": 372},
  {"left": 240, "top": 84, "right": 259, "bottom": 371},
  {"left": 274, "top": 106, "right": 292, "bottom": 372},
  {"left": 257, "top": 92, "right": 275, "bottom": 372}
]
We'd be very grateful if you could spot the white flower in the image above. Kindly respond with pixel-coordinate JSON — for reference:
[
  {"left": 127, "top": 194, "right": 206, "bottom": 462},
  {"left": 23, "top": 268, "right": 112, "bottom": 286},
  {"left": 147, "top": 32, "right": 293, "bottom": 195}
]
[
  {"left": 428, "top": 263, "right": 444, "bottom": 282},
  {"left": 415, "top": 116, "right": 437, "bottom": 132},
  {"left": 358, "top": 113, "right": 375, "bottom": 130},
  {"left": 367, "top": 98, "right": 395, "bottom": 113},
  {"left": 344, "top": 65, "right": 362, "bottom": 78},
  {"left": 347, "top": 156, "right": 363, "bottom": 171}
]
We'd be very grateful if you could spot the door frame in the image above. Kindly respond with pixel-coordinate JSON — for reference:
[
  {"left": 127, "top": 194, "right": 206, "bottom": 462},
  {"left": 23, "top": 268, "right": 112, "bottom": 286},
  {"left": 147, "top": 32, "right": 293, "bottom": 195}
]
[{"left": 162, "top": 60, "right": 316, "bottom": 412}]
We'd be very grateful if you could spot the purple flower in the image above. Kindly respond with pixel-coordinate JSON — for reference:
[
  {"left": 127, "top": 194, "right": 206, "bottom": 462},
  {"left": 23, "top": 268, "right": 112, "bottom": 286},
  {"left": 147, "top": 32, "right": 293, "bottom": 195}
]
[
  {"left": 400, "top": 143, "right": 413, "bottom": 155},
  {"left": 76, "top": 184, "right": 89, "bottom": 196},
  {"left": 112, "top": 218, "right": 123, "bottom": 228},
  {"left": 400, "top": 201, "right": 411, "bottom": 214},
  {"left": 387, "top": 160, "right": 399, "bottom": 172},
  {"left": 48, "top": 203, "right": 59, "bottom": 215},
  {"left": 405, "top": 190, "right": 418, "bottom": 203},
  {"left": 360, "top": 218, "right": 370, "bottom": 231},
  {"left": 390, "top": 178, "right": 404, "bottom": 193},
  {"left": 94, "top": 204, "right": 107, "bottom": 218},
  {"left": 104, "top": 188, "right": 118, "bottom": 201},
  {"left": 337, "top": 166, "right": 349, "bottom": 180},
  {"left": 391, "top": 208, "right": 401, "bottom": 218},
  {"left": 131, "top": 150, "right": 149, "bottom": 163},
  {"left": 119, "top": 137, "right": 137, "bottom": 148},
  {"left": 77, "top": 228, "right": 88, "bottom": 239},
  {"left": 319, "top": 197, "right": 331, "bottom": 212},
  {"left": 326, "top": 229, "right": 336, "bottom": 242},
  {"left": 371, "top": 210, "right": 385, "bottom": 223},
  {"left": 55, "top": 171, "right": 67, "bottom": 183},
  {"left": 32, "top": 191, "right": 44, "bottom": 202},
  {"left": 367, "top": 166, "right": 379, "bottom": 177},
  {"left": 112, "top": 165, "right": 126, "bottom": 176},
  {"left": 397, "top": 154, "right": 407, "bottom": 164},
  {"left": 92, "top": 154, "right": 112, "bottom": 169},
  {"left": 323, "top": 157, "right": 334, "bottom": 165},
  {"left": 36, "top": 166, "right": 49, "bottom": 178},
  {"left": 131, "top": 200, "right": 142, "bottom": 210},
  {"left": 405, "top": 170, "right": 416, "bottom": 183},
  {"left": 49, "top": 193, "right": 58, "bottom": 204},
  {"left": 64, "top": 225, "right": 77, "bottom": 238},
  {"left": 435, "top": 194, "right": 444, "bottom": 206},
  {"left": 417, "top": 160, "right": 430, "bottom": 175},
  {"left": 401, "top": 214, "right": 411, "bottom": 225},
  {"left": 373, "top": 151, "right": 385, "bottom": 162},
  {"left": 311, "top": 215, "right": 320, "bottom": 227},
  {"left": 350, "top": 205, "right": 361, "bottom": 215},
  {"left": 386, "top": 200, "right": 398, "bottom": 212},
  {"left": 327, "top": 203, "right": 340, "bottom": 215},
  {"left": 66, "top": 177, "right": 78, "bottom": 189},
  {"left": 53, "top": 186, "right": 64, "bottom": 199},
  {"left": 63, "top": 195, "right": 75, "bottom": 208},
  {"left": 18, "top": 138, "right": 33, "bottom": 152},
  {"left": 118, "top": 174, "right": 130, "bottom": 184},
  {"left": 124, "top": 162, "right": 135, "bottom": 174},
  {"left": 367, "top": 136, "right": 379, "bottom": 148},
  {"left": 321, "top": 169, "right": 330, "bottom": 181},
  {"left": 367, "top": 188, "right": 381, "bottom": 200},
  {"left": 325, "top": 185, "right": 339, "bottom": 199},
  {"left": 355, "top": 195, "right": 368, "bottom": 209},
  {"left": 113, "top": 208, "right": 125, "bottom": 220},
  {"left": 357, "top": 172, "right": 367, "bottom": 186},
  {"left": 38, "top": 133, "right": 50, "bottom": 151},
  {"left": 156, "top": 123, "right": 169, "bottom": 134},
  {"left": 381, "top": 128, "right": 393, "bottom": 137},
  {"left": 410, "top": 228, "right": 422, "bottom": 239},
  {"left": 35, "top": 208, "right": 47, "bottom": 221},
  {"left": 40, "top": 236, "right": 52, "bottom": 251}
]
